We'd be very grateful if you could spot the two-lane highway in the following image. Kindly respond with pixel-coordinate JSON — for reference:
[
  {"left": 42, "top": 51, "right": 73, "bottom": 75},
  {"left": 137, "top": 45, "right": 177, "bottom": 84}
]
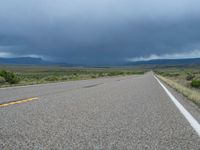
[{"left": 0, "top": 73, "right": 200, "bottom": 149}]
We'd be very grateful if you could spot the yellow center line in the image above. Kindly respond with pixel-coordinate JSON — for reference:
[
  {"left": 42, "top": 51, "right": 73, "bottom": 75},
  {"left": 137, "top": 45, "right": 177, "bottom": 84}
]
[{"left": 0, "top": 97, "right": 38, "bottom": 107}]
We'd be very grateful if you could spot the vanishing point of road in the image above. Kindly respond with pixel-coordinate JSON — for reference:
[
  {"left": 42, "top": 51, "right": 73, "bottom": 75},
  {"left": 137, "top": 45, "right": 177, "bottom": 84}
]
[{"left": 0, "top": 72, "right": 200, "bottom": 149}]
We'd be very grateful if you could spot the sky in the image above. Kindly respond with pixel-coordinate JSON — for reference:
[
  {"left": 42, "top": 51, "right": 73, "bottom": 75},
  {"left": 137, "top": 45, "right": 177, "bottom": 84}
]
[{"left": 0, "top": 0, "right": 200, "bottom": 65}]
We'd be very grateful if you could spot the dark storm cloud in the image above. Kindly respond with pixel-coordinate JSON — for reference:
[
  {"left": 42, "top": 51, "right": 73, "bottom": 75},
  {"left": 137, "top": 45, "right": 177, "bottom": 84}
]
[{"left": 0, "top": 0, "right": 200, "bottom": 64}]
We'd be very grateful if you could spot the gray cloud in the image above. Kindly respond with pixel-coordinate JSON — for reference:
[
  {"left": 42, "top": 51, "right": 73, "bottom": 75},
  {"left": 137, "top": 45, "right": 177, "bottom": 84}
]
[
  {"left": 0, "top": 0, "right": 200, "bottom": 64},
  {"left": 127, "top": 49, "right": 200, "bottom": 61}
]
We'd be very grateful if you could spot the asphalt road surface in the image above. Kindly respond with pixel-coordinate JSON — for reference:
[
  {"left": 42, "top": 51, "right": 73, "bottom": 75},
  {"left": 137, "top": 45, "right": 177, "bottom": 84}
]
[{"left": 0, "top": 72, "right": 200, "bottom": 149}]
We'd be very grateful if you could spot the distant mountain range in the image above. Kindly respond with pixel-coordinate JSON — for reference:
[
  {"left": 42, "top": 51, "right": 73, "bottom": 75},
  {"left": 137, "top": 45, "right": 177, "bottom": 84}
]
[
  {"left": 0, "top": 57, "right": 75, "bottom": 66},
  {"left": 0, "top": 57, "right": 200, "bottom": 67},
  {"left": 0, "top": 57, "right": 45, "bottom": 65}
]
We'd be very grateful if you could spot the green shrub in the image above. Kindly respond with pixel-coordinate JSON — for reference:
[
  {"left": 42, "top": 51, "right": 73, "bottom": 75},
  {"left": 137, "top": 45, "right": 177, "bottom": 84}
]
[
  {"left": 0, "top": 76, "right": 6, "bottom": 84},
  {"left": 61, "top": 76, "right": 69, "bottom": 81},
  {"left": 186, "top": 74, "right": 195, "bottom": 81},
  {"left": 157, "top": 72, "right": 180, "bottom": 77},
  {"left": 43, "top": 76, "right": 59, "bottom": 81},
  {"left": 107, "top": 72, "right": 121, "bottom": 76},
  {"left": 191, "top": 80, "right": 200, "bottom": 88},
  {"left": 91, "top": 75, "right": 97, "bottom": 78},
  {"left": 167, "top": 73, "right": 180, "bottom": 77},
  {"left": 97, "top": 73, "right": 105, "bottom": 77},
  {"left": 0, "top": 70, "right": 20, "bottom": 84}
]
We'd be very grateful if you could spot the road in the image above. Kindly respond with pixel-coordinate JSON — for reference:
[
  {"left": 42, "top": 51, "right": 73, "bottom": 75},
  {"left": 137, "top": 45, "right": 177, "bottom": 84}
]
[{"left": 0, "top": 72, "right": 200, "bottom": 149}]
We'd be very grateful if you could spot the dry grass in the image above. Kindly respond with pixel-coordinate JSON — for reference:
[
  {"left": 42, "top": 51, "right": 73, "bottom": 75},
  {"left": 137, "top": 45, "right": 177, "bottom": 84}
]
[{"left": 157, "top": 75, "right": 200, "bottom": 107}]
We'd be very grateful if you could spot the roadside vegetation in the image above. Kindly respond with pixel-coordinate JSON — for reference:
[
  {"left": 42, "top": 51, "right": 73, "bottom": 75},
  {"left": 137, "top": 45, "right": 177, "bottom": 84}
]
[
  {"left": 155, "top": 67, "right": 200, "bottom": 107},
  {"left": 0, "top": 65, "right": 146, "bottom": 88},
  {"left": 0, "top": 70, "right": 20, "bottom": 84}
]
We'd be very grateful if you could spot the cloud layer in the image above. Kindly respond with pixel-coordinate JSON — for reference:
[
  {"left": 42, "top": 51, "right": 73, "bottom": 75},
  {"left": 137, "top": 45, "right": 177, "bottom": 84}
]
[
  {"left": 127, "top": 49, "right": 200, "bottom": 62},
  {"left": 0, "top": 0, "right": 200, "bottom": 64}
]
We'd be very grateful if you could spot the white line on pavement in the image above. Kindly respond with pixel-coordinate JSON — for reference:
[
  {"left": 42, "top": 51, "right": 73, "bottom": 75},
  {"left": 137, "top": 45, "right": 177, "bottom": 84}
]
[{"left": 154, "top": 75, "right": 200, "bottom": 137}]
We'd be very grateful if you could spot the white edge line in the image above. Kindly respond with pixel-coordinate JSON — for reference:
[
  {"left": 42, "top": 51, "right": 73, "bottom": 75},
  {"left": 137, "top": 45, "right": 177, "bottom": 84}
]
[{"left": 154, "top": 75, "right": 200, "bottom": 137}]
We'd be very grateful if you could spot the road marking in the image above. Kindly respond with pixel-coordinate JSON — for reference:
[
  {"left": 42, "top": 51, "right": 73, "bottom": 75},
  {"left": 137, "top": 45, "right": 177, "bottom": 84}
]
[
  {"left": 154, "top": 75, "right": 200, "bottom": 137},
  {"left": 0, "top": 97, "right": 38, "bottom": 107}
]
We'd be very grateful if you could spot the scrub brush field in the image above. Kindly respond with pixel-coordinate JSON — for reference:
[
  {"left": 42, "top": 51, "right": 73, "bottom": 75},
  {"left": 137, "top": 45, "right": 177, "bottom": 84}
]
[
  {"left": 155, "top": 67, "right": 200, "bottom": 107},
  {"left": 0, "top": 65, "right": 146, "bottom": 88}
]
